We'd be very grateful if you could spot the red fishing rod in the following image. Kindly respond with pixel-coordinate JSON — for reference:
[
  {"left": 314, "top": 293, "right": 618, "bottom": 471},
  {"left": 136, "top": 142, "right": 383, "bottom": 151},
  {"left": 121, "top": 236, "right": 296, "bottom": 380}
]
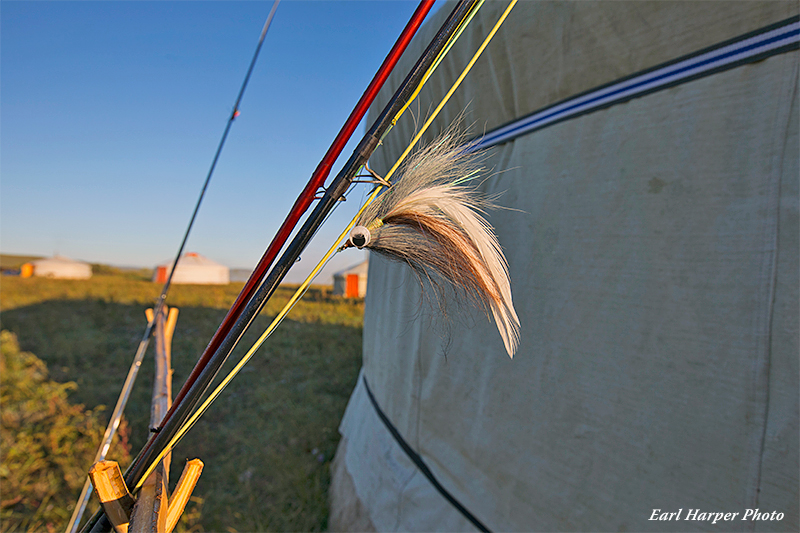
[
  {"left": 82, "top": 3, "right": 438, "bottom": 531},
  {"left": 84, "top": 0, "right": 480, "bottom": 527},
  {"left": 124, "top": 0, "right": 479, "bottom": 497},
  {"left": 164, "top": 0, "right": 434, "bottom": 425}
]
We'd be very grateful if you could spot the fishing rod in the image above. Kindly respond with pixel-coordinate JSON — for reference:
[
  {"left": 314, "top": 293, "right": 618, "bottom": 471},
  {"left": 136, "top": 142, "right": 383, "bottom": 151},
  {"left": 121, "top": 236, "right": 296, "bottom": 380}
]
[
  {"left": 165, "top": 0, "right": 435, "bottom": 435},
  {"left": 122, "top": 0, "right": 480, "bottom": 490},
  {"left": 66, "top": 3, "right": 280, "bottom": 532},
  {"left": 83, "top": 2, "right": 477, "bottom": 531},
  {"left": 133, "top": 0, "right": 518, "bottom": 492}
]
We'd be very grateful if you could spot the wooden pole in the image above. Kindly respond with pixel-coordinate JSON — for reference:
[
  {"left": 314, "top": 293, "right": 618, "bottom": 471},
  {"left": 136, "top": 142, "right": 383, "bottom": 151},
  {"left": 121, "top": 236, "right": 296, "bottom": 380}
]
[
  {"left": 165, "top": 459, "right": 204, "bottom": 533},
  {"left": 129, "top": 306, "right": 178, "bottom": 533},
  {"left": 86, "top": 305, "right": 202, "bottom": 533},
  {"left": 87, "top": 461, "right": 134, "bottom": 533}
]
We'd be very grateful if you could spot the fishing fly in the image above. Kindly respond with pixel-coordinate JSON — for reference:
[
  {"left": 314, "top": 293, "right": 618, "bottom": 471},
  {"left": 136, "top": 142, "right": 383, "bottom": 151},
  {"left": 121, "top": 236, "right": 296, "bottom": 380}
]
[{"left": 342, "top": 132, "right": 520, "bottom": 357}]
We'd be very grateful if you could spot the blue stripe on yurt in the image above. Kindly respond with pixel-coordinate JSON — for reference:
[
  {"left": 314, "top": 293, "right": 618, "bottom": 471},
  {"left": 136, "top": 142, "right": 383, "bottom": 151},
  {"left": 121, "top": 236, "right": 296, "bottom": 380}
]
[{"left": 474, "top": 17, "right": 800, "bottom": 150}]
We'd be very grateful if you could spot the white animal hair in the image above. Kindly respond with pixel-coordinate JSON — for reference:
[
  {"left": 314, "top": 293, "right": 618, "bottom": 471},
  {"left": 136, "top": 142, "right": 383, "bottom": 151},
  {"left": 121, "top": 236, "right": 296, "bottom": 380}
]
[{"left": 346, "top": 131, "right": 520, "bottom": 357}]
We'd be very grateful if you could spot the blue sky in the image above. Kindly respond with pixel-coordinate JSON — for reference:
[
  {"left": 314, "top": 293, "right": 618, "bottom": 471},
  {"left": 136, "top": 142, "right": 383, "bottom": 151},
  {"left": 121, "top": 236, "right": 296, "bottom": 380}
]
[{"left": 1, "top": 0, "right": 437, "bottom": 283}]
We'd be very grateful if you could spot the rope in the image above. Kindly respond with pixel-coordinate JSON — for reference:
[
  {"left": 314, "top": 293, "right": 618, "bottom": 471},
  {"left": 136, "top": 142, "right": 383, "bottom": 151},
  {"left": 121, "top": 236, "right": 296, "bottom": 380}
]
[
  {"left": 473, "top": 15, "right": 800, "bottom": 150},
  {"left": 362, "top": 376, "right": 491, "bottom": 532}
]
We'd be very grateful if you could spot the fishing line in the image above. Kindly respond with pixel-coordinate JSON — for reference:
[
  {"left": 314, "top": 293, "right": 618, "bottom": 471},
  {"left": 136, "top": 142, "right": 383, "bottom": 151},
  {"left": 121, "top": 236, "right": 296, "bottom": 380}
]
[
  {"left": 85, "top": 0, "right": 471, "bottom": 529},
  {"left": 135, "top": 180, "right": 361, "bottom": 469},
  {"left": 132, "top": 0, "right": 517, "bottom": 488},
  {"left": 390, "top": 0, "right": 485, "bottom": 127},
  {"left": 68, "top": 3, "right": 280, "bottom": 532},
  {"left": 164, "top": 0, "right": 438, "bottom": 423},
  {"left": 117, "top": 0, "right": 483, "bottom": 499}
]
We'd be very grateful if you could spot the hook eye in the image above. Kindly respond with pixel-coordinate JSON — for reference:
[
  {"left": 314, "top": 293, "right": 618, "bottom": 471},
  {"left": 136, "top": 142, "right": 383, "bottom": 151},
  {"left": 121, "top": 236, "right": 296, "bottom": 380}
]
[{"left": 349, "top": 226, "right": 371, "bottom": 249}]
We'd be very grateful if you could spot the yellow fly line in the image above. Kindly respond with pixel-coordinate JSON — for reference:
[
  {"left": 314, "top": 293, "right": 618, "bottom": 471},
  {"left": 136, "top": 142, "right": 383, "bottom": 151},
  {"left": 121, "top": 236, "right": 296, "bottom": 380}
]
[
  {"left": 134, "top": 0, "right": 517, "bottom": 490},
  {"left": 390, "top": 0, "right": 485, "bottom": 128}
]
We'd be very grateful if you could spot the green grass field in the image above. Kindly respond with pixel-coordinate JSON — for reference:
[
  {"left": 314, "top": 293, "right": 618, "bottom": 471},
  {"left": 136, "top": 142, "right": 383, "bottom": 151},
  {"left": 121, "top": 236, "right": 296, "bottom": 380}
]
[{"left": 0, "top": 274, "right": 365, "bottom": 532}]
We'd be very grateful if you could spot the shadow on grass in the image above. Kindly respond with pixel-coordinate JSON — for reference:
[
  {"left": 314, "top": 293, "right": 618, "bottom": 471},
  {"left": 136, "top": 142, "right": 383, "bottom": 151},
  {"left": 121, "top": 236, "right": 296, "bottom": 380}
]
[{"left": 1, "top": 298, "right": 363, "bottom": 532}]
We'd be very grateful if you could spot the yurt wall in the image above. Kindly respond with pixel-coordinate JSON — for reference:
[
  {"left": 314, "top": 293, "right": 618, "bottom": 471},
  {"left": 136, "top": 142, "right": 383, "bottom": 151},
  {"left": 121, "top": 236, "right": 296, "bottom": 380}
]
[
  {"left": 333, "top": 260, "right": 369, "bottom": 298},
  {"left": 330, "top": 2, "right": 799, "bottom": 532},
  {"left": 31, "top": 255, "right": 92, "bottom": 279},
  {"left": 153, "top": 252, "right": 229, "bottom": 285}
]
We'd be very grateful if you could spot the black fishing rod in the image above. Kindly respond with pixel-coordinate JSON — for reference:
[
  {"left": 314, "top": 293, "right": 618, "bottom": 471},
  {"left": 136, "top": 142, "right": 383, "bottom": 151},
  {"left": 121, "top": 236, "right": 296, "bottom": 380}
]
[
  {"left": 123, "top": 0, "right": 478, "bottom": 483},
  {"left": 161, "top": 0, "right": 435, "bottom": 439},
  {"left": 121, "top": 0, "right": 474, "bottom": 498},
  {"left": 84, "top": 1, "right": 478, "bottom": 529}
]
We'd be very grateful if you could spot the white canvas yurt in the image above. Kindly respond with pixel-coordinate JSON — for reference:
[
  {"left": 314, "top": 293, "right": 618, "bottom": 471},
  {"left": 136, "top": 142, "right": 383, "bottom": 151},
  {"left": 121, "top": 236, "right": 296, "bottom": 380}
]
[
  {"left": 153, "top": 252, "right": 229, "bottom": 285},
  {"left": 31, "top": 255, "right": 92, "bottom": 279},
  {"left": 330, "top": 2, "right": 799, "bottom": 532},
  {"left": 332, "top": 260, "right": 369, "bottom": 298}
]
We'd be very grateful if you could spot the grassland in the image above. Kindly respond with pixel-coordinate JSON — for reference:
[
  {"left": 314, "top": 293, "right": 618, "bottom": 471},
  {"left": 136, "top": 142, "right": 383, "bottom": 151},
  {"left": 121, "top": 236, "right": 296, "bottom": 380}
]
[
  {"left": 0, "top": 274, "right": 365, "bottom": 532},
  {"left": 0, "top": 254, "right": 43, "bottom": 270}
]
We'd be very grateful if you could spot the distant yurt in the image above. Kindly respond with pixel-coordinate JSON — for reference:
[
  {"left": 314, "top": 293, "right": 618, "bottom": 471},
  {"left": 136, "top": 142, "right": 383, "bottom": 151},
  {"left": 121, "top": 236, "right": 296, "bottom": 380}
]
[
  {"left": 30, "top": 255, "right": 92, "bottom": 279},
  {"left": 330, "top": 3, "right": 798, "bottom": 532},
  {"left": 153, "top": 252, "right": 229, "bottom": 285},
  {"left": 332, "top": 260, "right": 368, "bottom": 298}
]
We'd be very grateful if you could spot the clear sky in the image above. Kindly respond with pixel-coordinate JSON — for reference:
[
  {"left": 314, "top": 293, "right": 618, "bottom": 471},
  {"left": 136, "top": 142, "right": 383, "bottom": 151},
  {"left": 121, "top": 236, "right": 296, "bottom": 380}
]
[{"left": 1, "top": 0, "right": 436, "bottom": 283}]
